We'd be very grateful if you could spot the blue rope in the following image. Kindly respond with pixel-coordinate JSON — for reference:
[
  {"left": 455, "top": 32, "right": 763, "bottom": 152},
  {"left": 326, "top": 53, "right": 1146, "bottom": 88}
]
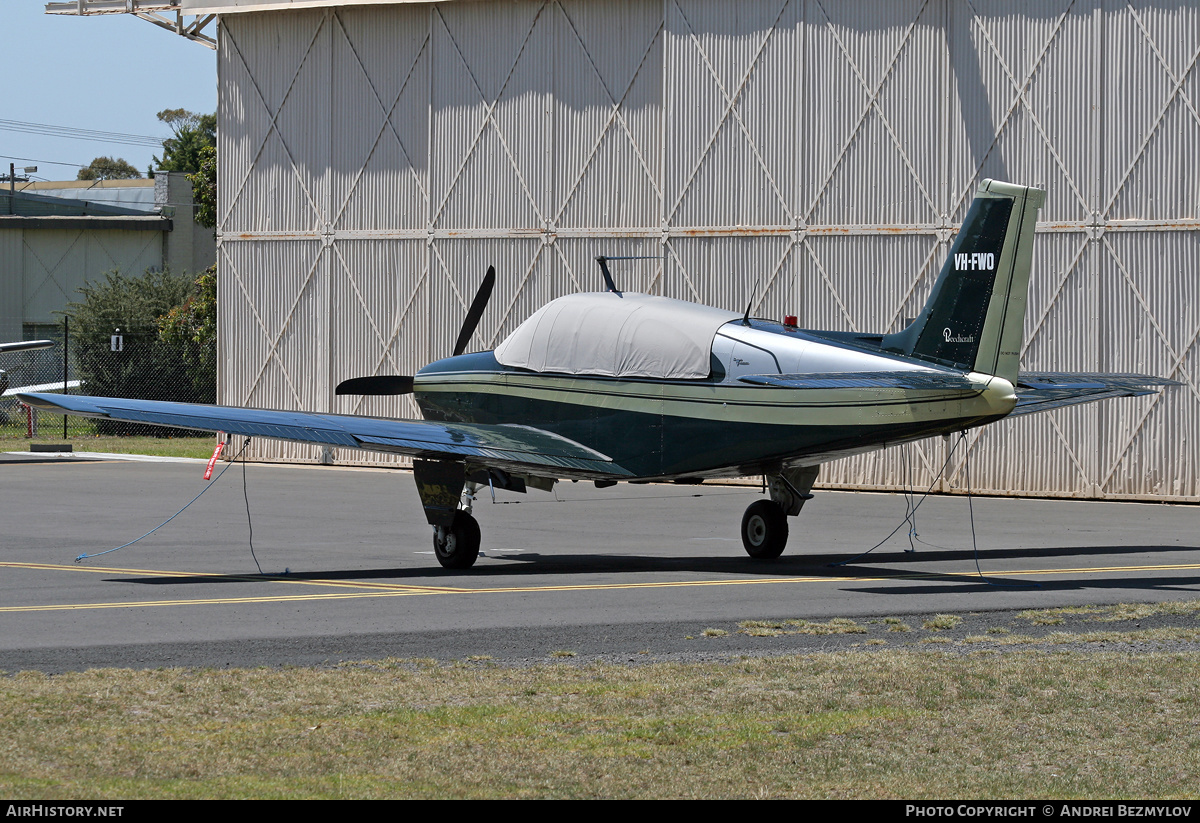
[
  {"left": 829, "top": 432, "right": 1041, "bottom": 588},
  {"left": 74, "top": 438, "right": 250, "bottom": 563},
  {"left": 828, "top": 433, "right": 964, "bottom": 568}
]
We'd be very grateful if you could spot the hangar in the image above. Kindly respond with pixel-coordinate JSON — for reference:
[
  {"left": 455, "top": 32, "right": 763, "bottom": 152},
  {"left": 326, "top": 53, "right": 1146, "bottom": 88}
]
[{"left": 53, "top": 0, "right": 1200, "bottom": 501}]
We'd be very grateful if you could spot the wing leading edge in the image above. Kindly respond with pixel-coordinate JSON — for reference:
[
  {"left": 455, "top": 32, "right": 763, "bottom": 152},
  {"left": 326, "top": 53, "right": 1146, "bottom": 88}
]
[
  {"left": 1011, "top": 372, "right": 1180, "bottom": 416},
  {"left": 16, "top": 393, "right": 632, "bottom": 479}
]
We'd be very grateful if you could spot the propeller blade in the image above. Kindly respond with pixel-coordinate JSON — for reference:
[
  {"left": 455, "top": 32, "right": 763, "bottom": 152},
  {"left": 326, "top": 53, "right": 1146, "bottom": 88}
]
[
  {"left": 452, "top": 265, "right": 496, "bottom": 357},
  {"left": 335, "top": 375, "right": 414, "bottom": 396},
  {"left": 340, "top": 266, "right": 493, "bottom": 396}
]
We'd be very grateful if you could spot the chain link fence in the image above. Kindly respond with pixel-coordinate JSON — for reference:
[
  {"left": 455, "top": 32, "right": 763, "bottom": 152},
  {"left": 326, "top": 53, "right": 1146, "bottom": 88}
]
[{"left": 2, "top": 317, "right": 213, "bottom": 445}]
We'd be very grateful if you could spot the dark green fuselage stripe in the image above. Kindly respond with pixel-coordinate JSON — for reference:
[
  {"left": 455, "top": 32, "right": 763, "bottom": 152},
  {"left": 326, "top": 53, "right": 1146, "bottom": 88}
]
[{"left": 416, "top": 376, "right": 993, "bottom": 479}]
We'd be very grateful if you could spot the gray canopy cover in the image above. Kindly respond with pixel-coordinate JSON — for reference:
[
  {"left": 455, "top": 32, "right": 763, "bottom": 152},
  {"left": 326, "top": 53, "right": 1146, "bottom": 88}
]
[{"left": 493, "top": 293, "right": 740, "bottom": 379}]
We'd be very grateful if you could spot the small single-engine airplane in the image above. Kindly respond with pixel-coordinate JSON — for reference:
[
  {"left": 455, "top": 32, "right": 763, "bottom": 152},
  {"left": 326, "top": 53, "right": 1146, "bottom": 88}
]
[{"left": 20, "top": 181, "right": 1177, "bottom": 568}]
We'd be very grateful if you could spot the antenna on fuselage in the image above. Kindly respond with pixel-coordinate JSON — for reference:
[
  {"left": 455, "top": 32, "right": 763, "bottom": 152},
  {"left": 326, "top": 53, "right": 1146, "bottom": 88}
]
[
  {"left": 595, "top": 256, "right": 621, "bottom": 296},
  {"left": 594, "top": 255, "right": 659, "bottom": 297},
  {"left": 742, "top": 272, "right": 762, "bottom": 326}
]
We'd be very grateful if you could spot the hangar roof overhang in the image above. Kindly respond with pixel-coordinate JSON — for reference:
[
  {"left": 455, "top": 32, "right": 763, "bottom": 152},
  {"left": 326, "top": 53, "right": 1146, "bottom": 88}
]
[
  {"left": 45, "top": 0, "right": 468, "bottom": 44},
  {"left": 180, "top": 0, "right": 462, "bottom": 14}
]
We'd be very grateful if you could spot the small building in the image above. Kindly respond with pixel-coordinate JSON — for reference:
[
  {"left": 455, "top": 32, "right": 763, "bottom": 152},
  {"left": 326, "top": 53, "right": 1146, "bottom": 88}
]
[{"left": 0, "top": 173, "right": 215, "bottom": 342}]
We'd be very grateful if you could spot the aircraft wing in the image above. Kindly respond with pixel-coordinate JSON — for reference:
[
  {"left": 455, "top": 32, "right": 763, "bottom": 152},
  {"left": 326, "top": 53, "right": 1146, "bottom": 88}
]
[
  {"left": 2, "top": 379, "right": 83, "bottom": 398},
  {"left": 16, "top": 392, "right": 633, "bottom": 479},
  {"left": 1011, "top": 372, "right": 1180, "bottom": 416},
  {"left": 0, "top": 340, "right": 55, "bottom": 354}
]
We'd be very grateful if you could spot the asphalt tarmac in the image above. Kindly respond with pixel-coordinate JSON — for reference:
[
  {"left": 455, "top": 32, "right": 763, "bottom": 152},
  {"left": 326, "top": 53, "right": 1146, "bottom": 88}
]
[{"left": 2, "top": 454, "right": 1198, "bottom": 672}]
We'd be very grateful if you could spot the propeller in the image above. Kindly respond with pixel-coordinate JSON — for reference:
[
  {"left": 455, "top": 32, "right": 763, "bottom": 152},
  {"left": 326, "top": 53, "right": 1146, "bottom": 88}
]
[
  {"left": 335, "top": 265, "right": 496, "bottom": 397},
  {"left": 452, "top": 265, "right": 495, "bottom": 357}
]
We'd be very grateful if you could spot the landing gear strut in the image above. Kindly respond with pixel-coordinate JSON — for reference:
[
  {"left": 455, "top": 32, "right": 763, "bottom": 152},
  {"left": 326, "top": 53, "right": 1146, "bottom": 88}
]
[
  {"left": 414, "top": 459, "right": 483, "bottom": 569},
  {"left": 739, "top": 465, "right": 820, "bottom": 560}
]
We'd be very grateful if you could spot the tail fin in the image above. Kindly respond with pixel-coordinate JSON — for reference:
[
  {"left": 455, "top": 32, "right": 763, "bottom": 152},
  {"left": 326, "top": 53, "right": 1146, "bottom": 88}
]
[{"left": 883, "top": 180, "right": 1044, "bottom": 382}]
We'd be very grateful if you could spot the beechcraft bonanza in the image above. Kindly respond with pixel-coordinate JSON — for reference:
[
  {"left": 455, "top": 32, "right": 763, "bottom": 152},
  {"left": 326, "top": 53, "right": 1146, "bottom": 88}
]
[{"left": 21, "top": 181, "right": 1178, "bottom": 568}]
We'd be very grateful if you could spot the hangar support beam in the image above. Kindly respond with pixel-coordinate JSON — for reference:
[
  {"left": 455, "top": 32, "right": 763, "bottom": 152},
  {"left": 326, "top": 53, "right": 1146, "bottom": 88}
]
[{"left": 44, "top": 1, "right": 216, "bottom": 49}]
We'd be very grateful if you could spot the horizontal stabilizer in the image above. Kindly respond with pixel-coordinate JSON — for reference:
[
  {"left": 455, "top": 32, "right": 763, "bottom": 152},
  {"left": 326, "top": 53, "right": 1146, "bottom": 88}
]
[
  {"left": 17, "top": 392, "right": 632, "bottom": 479},
  {"left": 738, "top": 371, "right": 976, "bottom": 391},
  {"left": 1010, "top": 372, "right": 1180, "bottom": 416}
]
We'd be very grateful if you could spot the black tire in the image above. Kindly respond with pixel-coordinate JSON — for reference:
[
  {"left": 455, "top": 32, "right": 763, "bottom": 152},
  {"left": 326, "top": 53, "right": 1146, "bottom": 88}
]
[
  {"left": 433, "top": 511, "right": 481, "bottom": 569},
  {"left": 741, "top": 499, "right": 788, "bottom": 559}
]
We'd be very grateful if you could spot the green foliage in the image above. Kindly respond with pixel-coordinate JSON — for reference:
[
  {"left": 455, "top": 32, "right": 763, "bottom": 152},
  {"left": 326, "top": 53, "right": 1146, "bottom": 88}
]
[
  {"left": 188, "top": 145, "right": 217, "bottom": 229},
  {"left": 67, "top": 269, "right": 208, "bottom": 434},
  {"left": 153, "top": 109, "right": 216, "bottom": 174},
  {"left": 158, "top": 265, "right": 217, "bottom": 404},
  {"left": 77, "top": 156, "right": 142, "bottom": 181}
]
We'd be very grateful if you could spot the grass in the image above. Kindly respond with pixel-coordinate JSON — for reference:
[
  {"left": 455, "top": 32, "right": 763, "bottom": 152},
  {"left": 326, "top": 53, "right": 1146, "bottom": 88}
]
[
  {"left": 737, "top": 619, "right": 866, "bottom": 637},
  {"left": 1, "top": 432, "right": 216, "bottom": 460},
  {"left": 922, "top": 614, "right": 963, "bottom": 631},
  {"left": 1018, "top": 603, "right": 1200, "bottom": 624},
  {"left": 2, "top": 651, "right": 1200, "bottom": 799},
  {"left": 2, "top": 409, "right": 216, "bottom": 459}
]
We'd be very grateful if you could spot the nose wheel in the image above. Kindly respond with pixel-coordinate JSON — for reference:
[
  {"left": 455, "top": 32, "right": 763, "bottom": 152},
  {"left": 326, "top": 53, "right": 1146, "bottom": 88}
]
[
  {"left": 433, "top": 511, "right": 481, "bottom": 569},
  {"left": 741, "top": 499, "right": 788, "bottom": 559}
]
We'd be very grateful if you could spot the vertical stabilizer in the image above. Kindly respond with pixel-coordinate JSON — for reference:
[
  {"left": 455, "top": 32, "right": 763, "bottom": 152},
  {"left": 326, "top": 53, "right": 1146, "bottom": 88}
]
[{"left": 883, "top": 180, "right": 1044, "bottom": 382}]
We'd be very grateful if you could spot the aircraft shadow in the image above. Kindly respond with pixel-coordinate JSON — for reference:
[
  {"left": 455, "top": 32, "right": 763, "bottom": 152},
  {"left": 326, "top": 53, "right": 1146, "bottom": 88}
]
[
  {"left": 106, "top": 543, "right": 1200, "bottom": 588},
  {"left": 841, "top": 574, "right": 1200, "bottom": 596}
]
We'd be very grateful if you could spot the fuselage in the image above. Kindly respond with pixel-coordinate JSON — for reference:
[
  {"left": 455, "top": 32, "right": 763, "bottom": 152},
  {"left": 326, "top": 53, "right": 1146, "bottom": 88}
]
[{"left": 414, "top": 317, "right": 1016, "bottom": 481}]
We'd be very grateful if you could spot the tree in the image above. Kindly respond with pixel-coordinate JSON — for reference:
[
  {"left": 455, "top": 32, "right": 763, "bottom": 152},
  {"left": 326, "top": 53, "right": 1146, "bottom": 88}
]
[
  {"left": 188, "top": 144, "right": 217, "bottom": 229},
  {"left": 67, "top": 269, "right": 203, "bottom": 434},
  {"left": 153, "top": 108, "right": 216, "bottom": 174},
  {"left": 77, "top": 156, "right": 142, "bottom": 181},
  {"left": 158, "top": 265, "right": 217, "bottom": 405}
]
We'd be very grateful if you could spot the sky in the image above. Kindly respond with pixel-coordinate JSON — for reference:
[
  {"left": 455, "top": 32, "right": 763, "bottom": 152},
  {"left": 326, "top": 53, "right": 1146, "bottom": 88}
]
[{"left": 2, "top": 3, "right": 218, "bottom": 181}]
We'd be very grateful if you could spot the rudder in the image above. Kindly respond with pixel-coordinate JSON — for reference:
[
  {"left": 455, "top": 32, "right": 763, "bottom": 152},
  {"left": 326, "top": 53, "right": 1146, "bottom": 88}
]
[{"left": 883, "top": 180, "right": 1044, "bottom": 382}]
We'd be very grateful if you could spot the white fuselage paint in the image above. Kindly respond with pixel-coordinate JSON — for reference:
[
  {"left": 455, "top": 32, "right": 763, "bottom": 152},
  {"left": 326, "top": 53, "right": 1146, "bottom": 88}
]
[
  {"left": 417, "top": 322, "right": 1017, "bottom": 432},
  {"left": 712, "top": 324, "right": 937, "bottom": 378}
]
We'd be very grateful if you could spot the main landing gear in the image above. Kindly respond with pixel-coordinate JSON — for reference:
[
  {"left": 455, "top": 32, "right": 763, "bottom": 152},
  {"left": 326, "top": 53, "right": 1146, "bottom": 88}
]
[
  {"left": 739, "top": 465, "right": 820, "bottom": 560},
  {"left": 413, "top": 459, "right": 484, "bottom": 570},
  {"left": 741, "top": 500, "right": 788, "bottom": 558},
  {"left": 433, "top": 510, "right": 481, "bottom": 569}
]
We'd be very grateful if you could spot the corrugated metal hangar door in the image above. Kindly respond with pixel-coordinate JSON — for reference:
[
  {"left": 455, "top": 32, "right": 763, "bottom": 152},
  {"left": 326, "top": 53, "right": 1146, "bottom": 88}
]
[{"left": 216, "top": 0, "right": 1199, "bottom": 501}]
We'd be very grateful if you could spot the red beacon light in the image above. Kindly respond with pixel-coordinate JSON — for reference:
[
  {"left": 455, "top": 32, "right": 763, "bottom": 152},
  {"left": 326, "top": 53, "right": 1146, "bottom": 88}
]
[{"left": 783, "top": 315, "right": 798, "bottom": 328}]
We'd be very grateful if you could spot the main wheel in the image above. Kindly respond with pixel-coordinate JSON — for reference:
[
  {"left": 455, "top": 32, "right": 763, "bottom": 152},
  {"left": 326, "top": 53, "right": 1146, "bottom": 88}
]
[
  {"left": 433, "top": 511, "right": 481, "bottom": 569},
  {"left": 741, "top": 499, "right": 788, "bottom": 559}
]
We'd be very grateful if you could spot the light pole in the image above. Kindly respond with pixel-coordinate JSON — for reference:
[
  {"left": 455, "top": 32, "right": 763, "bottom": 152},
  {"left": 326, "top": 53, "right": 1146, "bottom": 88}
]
[{"left": 5, "top": 164, "right": 36, "bottom": 214}]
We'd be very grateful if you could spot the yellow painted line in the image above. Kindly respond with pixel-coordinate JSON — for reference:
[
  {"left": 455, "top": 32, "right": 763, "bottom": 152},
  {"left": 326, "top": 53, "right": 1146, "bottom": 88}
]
[
  {"left": 1005, "top": 563, "right": 1200, "bottom": 576},
  {"left": 3, "top": 559, "right": 1200, "bottom": 614},
  {"left": 0, "top": 561, "right": 471, "bottom": 594},
  {"left": 0, "top": 590, "right": 439, "bottom": 612}
]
